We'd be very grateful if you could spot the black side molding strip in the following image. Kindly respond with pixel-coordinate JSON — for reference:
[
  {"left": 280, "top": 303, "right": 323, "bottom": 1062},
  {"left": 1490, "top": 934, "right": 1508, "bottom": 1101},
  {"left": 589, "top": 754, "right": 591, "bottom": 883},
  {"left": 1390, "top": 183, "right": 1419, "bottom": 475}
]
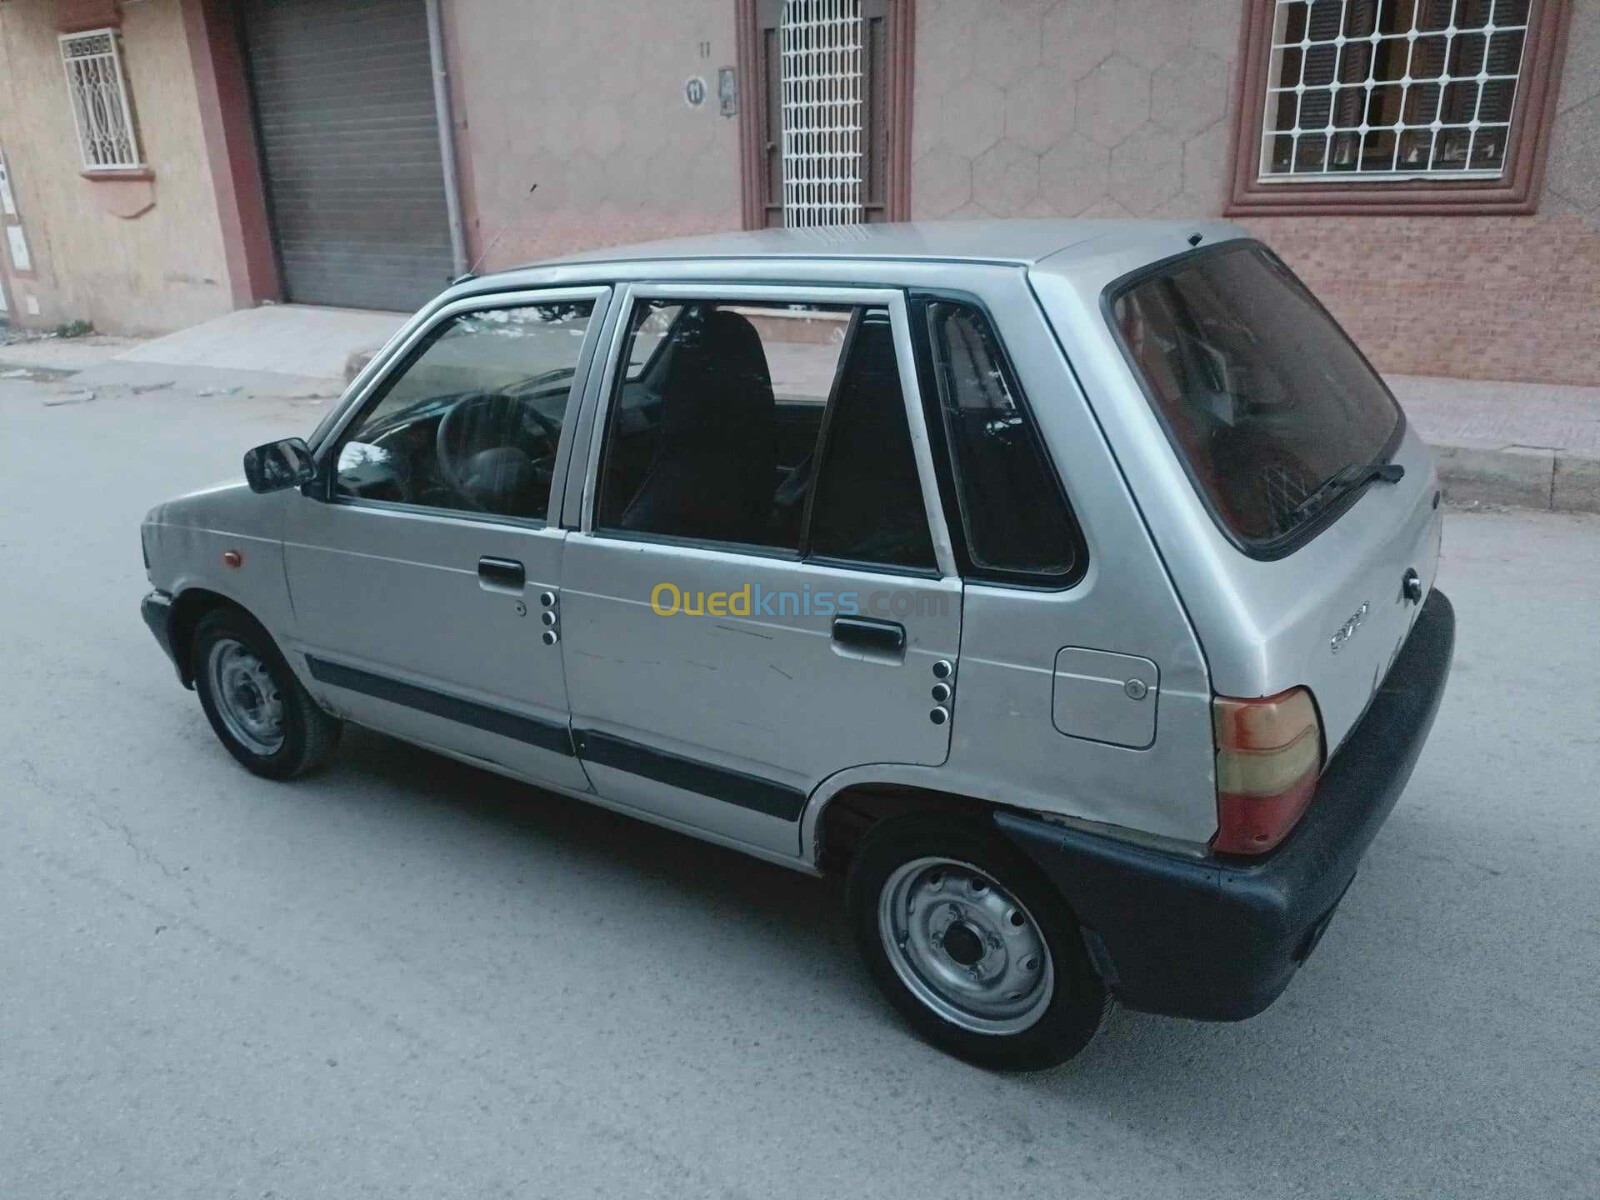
[
  {"left": 573, "top": 729, "right": 806, "bottom": 822},
  {"left": 305, "top": 656, "right": 574, "bottom": 756}
]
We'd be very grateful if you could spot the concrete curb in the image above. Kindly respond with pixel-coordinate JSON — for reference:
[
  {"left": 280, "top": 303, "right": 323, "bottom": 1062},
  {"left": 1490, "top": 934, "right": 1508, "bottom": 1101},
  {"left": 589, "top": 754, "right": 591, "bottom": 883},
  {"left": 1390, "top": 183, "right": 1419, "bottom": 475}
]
[
  {"left": 67, "top": 359, "right": 344, "bottom": 400},
  {"left": 1436, "top": 444, "right": 1600, "bottom": 514},
  {"left": 344, "top": 348, "right": 378, "bottom": 384}
]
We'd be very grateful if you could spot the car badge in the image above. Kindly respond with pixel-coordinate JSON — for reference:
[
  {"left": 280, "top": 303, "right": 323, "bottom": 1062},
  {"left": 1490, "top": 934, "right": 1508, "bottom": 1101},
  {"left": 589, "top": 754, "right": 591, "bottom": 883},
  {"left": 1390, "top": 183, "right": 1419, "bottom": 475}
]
[{"left": 1330, "top": 602, "right": 1369, "bottom": 655}]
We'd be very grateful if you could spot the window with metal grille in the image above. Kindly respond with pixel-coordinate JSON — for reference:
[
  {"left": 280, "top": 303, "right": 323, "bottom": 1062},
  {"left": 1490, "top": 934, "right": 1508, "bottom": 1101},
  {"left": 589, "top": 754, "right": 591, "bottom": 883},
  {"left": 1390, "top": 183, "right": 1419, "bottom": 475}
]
[
  {"left": 1227, "top": 0, "right": 1567, "bottom": 213},
  {"left": 59, "top": 29, "right": 143, "bottom": 171},
  {"left": 738, "top": 0, "right": 911, "bottom": 228},
  {"left": 1261, "top": 0, "right": 1533, "bottom": 180}
]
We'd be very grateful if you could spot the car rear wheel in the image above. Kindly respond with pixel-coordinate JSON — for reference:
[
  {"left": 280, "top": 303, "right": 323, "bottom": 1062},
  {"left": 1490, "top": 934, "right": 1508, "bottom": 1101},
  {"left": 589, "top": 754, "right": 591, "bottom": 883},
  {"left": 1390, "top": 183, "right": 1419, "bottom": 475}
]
[
  {"left": 846, "top": 814, "right": 1108, "bottom": 1070},
  {"left": 192, "top": 607, "right": 341, "bottom": 780}
]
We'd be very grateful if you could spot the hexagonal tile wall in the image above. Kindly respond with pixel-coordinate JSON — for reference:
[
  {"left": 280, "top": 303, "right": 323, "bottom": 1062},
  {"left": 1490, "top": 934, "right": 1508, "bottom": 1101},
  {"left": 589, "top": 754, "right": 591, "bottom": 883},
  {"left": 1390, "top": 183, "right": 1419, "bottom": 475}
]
[
  {"left": 973, "top": 139, "right": 1042, "bottom": 213},
  {"left": 455, "top": 0, "right": 742, "bottom": 266},
  {"left": 940, "top": 78, "right": 1008, "bottom": 161},
  {"left": 1076, "top": 56, "right": 1150, "bottom": 150},
  {"left": 1039, "top": 133, "right": 1110, "bottom": 216},
  {"left": 912, "top": 0, "right": 1242, "bottom": 222},
  {"left": 1109, "top": 124, "right": 1183, "bottom": 214}
]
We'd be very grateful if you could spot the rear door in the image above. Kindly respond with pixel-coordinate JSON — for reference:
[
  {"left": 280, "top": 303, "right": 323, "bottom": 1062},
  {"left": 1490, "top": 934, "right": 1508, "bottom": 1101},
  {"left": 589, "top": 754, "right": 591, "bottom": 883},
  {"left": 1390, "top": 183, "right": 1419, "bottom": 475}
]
[{"left": 558, "top": 285, "right": 961, "bottom": 857}]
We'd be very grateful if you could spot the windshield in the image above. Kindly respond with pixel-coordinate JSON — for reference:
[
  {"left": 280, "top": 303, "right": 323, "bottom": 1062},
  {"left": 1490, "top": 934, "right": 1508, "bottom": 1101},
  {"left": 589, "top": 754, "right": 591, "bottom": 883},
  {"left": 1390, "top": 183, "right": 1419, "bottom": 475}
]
[{"left": 1110, "top": 242, "right": 1401, "bottom": 550}]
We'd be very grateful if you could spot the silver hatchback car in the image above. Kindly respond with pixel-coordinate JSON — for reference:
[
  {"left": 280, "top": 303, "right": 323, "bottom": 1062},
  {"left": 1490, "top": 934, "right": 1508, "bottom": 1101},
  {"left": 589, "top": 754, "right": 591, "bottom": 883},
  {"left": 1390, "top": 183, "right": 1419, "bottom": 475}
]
[{"left": 140, "top": 221, "right": 1454, "bottom": 1069}]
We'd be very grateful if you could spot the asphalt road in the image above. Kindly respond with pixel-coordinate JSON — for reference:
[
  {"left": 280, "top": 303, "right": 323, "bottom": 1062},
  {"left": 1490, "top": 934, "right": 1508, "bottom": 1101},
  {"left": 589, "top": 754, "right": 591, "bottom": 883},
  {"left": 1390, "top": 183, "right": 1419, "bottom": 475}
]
[{"left": 2, "top": 379, "right": 1597, "bottom": 1199}]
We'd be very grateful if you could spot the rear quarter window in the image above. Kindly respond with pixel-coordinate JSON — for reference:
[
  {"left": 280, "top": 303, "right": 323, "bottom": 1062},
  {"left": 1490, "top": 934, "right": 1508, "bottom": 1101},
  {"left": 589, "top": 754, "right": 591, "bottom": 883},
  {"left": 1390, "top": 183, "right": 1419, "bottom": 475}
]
[
  {"left": 923, "top": 299, "right": 1084, "bottom": 585},
  {"left": 1109, "top": 242, "right": 1402, "bottom": 555}
]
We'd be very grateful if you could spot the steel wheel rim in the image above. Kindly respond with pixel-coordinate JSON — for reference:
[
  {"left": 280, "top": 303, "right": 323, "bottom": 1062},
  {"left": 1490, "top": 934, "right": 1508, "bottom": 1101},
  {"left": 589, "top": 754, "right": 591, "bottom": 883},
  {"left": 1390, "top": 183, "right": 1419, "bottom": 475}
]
[
  {"left": 207, "top": 638, "right": 285, "bottom": 756},
  {"left": 878, "top": 856, "right": 1055, "bottom": 1035}
]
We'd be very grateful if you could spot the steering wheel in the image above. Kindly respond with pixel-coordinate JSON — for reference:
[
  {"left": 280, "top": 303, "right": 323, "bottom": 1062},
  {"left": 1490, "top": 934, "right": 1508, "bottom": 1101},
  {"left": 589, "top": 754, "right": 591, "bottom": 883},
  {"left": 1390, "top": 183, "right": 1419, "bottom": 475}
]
[{"left": 434, "top": 391, "right": 562, "bottom": 511}]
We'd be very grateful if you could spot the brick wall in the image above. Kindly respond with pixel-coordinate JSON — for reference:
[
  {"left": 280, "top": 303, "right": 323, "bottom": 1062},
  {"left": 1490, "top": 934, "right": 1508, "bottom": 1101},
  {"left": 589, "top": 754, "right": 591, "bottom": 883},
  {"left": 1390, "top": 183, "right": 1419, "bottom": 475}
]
[
  {"left": 914, "top": 0, "right": 1600, "bottom": 385},
  {"left": 443, "top": 0, "right": 1600, "bottom": 384},
  {"left": 1251, "top": 0, "right": 1600, "bottom": 387},
  {"left": 1251, "top": 214, "right": 1600, "bottom": 385}
]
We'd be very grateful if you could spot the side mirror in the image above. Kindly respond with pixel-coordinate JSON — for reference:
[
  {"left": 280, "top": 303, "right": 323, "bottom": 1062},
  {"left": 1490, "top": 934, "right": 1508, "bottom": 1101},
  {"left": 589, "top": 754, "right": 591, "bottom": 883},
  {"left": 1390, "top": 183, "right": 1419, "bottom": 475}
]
[{"left": 243, "top": 437, "right": 316, "bottom": 494}]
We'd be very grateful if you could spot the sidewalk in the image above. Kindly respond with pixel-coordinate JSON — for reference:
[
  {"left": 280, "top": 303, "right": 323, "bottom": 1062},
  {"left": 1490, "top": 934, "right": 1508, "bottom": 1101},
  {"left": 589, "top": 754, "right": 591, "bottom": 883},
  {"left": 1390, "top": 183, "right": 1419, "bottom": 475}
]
[
  {"left": 1389, "top": 375, "right": 1600, "bottom": 513},
  {"left": 4, "top": 308, "right": 1596, "bottom": 513},
  {"left": 9, "top": 304, "right": 410, "bottom": 399}
]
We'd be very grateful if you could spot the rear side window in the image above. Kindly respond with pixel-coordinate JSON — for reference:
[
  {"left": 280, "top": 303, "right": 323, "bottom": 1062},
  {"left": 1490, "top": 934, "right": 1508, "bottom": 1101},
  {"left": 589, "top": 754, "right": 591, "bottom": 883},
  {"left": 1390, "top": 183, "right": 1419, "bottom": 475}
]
[
  {"left": 595, "top": 299, "right": 933, "bottom": 569},
  {"left": 596, "top": 300, "right": 847, "bottom": 551},
  {"left": 1111, "top": 243, "right": 1402, "bottom": 550},
  {"left": 925, "top": 301, "right": 1080, "bottom": 581},
  {"left": 808, "top": 312, "right": 935, "bottom": 569}
]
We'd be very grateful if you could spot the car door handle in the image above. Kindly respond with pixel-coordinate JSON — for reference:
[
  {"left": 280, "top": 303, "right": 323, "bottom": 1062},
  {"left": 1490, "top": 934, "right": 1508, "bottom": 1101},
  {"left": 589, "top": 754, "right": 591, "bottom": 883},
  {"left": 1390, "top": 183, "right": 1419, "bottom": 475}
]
[
  {"left": 832, "top": 616, "right": 905, "bottom": 654},
  {"left": 477, "top": 556, "right": 525, "bottom": 593}
]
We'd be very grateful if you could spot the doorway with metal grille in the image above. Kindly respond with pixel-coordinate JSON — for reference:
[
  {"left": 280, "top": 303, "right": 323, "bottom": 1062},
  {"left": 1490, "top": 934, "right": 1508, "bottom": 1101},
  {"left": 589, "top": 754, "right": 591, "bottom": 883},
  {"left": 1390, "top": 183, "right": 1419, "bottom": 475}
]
[{"left": 740, "top": 0, "right": 912, "bottom": 229}]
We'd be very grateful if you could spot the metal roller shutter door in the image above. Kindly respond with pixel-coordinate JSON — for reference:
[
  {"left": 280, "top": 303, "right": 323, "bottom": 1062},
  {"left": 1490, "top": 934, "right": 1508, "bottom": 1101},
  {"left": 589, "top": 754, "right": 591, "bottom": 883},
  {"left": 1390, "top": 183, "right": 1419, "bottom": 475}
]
[{"left": 242, "top": 0, "right": 454, "bottom": 311}]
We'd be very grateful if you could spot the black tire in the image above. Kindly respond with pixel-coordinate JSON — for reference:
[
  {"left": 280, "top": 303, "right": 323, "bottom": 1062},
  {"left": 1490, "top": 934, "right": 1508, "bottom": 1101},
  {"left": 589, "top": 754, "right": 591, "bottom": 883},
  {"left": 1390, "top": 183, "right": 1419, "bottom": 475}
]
[
  {"left": 846, "top": 814, "right": 1109, "bottom": 1070},
  {"left": 191, "top": 606, "right": 342, "bottom": 780}
]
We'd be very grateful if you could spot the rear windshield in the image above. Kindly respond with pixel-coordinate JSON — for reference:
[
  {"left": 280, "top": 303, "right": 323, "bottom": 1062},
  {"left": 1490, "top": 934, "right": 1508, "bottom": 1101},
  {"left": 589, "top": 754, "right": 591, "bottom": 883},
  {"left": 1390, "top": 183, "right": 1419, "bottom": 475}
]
[{"left": 1110, "top": 243, "right": 1401, "bottom": 550}]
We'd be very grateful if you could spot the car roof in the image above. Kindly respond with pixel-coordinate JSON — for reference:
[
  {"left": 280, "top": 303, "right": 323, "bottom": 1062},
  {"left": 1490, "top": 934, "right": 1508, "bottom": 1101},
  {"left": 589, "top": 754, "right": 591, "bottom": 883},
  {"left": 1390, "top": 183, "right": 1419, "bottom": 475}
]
[{"left": 515, "top": 219, "right": 1243, "bottom": 272}]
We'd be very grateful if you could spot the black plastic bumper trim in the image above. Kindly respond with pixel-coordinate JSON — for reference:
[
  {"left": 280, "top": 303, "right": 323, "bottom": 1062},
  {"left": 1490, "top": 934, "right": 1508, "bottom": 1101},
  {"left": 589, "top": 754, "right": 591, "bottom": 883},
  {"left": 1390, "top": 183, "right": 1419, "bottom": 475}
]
[
  {"left": 573, "top": 729, "right": 806, "bottom": 822},
  {"left": 996, "top": 588, "right": 1456, "bottom": 1022},
  {"left": 304, "top": 655, "right": 575, "bottom": 756},
  {"left": 141, "top": 591, "right": 179, "bottom": 676}
]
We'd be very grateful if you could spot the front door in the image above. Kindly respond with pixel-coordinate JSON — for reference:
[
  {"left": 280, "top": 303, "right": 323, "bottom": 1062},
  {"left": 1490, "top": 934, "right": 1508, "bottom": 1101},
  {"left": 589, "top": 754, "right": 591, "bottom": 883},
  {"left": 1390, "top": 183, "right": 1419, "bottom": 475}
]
[
  {"left": 560, "top": 287, "right": 962, "bottom": 856},
  {"left": 284, "top": 288, "right": 610, "bottom": 791}
]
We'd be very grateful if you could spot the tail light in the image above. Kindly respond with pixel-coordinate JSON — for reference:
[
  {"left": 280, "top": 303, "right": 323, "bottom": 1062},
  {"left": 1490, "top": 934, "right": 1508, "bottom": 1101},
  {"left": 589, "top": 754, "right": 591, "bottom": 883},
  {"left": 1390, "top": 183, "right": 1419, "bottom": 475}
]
[{"left": 1211, "top": 687, "right": 1324, "bottom": 855}]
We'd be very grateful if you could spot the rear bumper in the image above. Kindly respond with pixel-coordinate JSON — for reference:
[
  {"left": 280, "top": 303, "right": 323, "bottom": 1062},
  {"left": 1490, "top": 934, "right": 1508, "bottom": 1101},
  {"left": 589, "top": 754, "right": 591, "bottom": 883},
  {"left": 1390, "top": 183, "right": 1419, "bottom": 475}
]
[{"left": 996, "top": 588, "right": 1456, "bottom": 1021}]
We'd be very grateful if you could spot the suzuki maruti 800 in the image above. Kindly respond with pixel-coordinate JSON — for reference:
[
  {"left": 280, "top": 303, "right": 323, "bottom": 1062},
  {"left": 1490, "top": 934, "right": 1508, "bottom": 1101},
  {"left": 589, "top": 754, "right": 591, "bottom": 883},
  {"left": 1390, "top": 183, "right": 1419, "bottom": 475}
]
[{"left": 141, "top": 222, "right": 1454, "bottom": 1068}]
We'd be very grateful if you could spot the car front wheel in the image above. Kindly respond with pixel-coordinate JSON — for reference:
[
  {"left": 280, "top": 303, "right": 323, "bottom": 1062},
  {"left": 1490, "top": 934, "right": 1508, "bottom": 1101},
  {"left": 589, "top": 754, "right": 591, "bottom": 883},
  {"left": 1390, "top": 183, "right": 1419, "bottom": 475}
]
[
  {"left": 846, "top": 814, "right": 1108, "bottom": 1070},
  {"left": 192, "top": 607, "right": 341, "bottom": 780}
]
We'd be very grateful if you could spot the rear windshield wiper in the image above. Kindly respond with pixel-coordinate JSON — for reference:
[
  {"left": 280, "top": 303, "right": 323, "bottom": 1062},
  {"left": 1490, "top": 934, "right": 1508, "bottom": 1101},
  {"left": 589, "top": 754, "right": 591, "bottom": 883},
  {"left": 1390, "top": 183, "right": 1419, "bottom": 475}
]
[{"left": 1282, "top": 459, "right": 1405, "bottom": 531}]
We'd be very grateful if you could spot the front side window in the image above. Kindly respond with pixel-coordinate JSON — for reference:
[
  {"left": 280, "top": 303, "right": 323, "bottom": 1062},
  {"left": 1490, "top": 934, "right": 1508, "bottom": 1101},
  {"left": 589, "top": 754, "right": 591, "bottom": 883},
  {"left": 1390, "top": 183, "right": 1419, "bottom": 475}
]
[
  {"left": 924, "top": 301, "right": 1080, "bottom": 582},
  {"left": 332, "top": 301, "right": 593, "bottom": 521},
  {"left": 1111, "top": 243, "right": 1401, "bottom": 550},
  {"left": 595, "top": 298, "right": 933, "bottom": 568}
]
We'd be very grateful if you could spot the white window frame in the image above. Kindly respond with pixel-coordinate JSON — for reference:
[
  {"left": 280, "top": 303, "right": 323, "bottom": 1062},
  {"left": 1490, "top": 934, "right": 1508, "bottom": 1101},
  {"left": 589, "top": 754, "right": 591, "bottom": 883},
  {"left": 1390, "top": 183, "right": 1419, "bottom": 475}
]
[
  {"left": 1256, "top": 0, "right": 1532, "bottom": 185},
  {"left": 579, "top": 282, "right": 958, "bottom": 576},
  {"left": 59, "top": 28, "right": 144, "bottom": 172}
]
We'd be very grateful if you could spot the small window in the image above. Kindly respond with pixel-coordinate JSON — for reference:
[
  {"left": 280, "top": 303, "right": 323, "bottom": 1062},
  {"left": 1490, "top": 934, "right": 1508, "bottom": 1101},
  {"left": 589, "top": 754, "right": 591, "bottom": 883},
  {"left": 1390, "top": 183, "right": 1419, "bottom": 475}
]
[
  {"left": 1259, "top": 0, "right": 1530, "bottom": 181},
  {"left": 807, "top": 311, "right": 935, "bottom": 569},
  {"left": 596, "top": 298, "right": 934, "bottom": 566},
  {"left": 59, "top": 30, "right": 143, "bottom": 171},
  {"left": 924, "top": 301, "right": 1080, "bottom": 581},
  {"left": 332, "top": 301, "right": 594, "bottom": 521},
  {"left": 1228, "top": 0, "right": 1569, "bottom": 214}
]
